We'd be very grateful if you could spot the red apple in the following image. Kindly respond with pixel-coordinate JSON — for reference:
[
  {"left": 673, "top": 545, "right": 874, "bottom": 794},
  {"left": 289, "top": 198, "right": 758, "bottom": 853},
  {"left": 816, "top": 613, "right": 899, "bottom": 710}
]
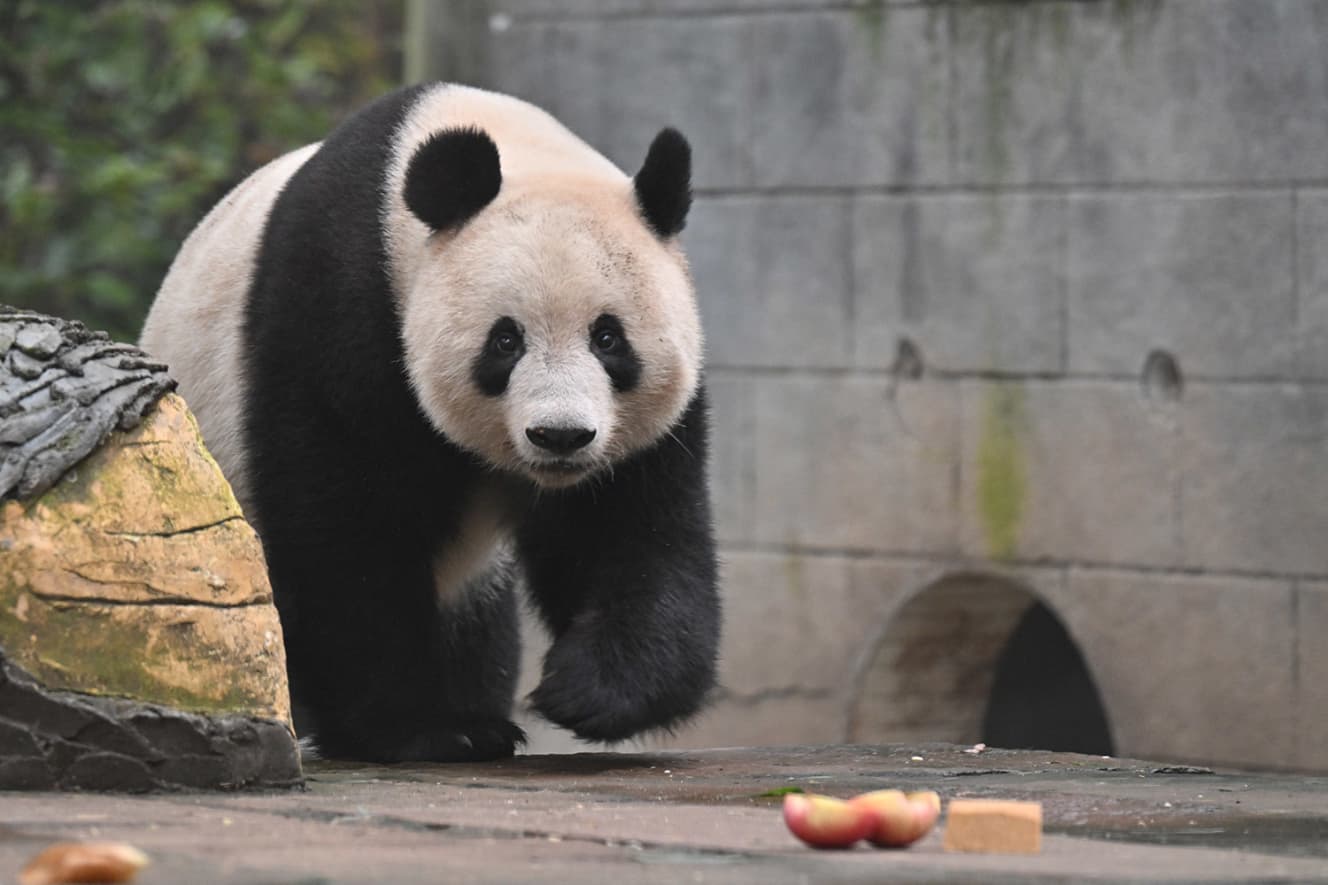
[
  {"left": 908, "top": 790, "right": 942, "bottom": 815},
  {"left": 782, "top": 793, "right": 875, "bottom": 849},
  {"left": 850, "top": 789, "right": 942, "bottom": 848}
]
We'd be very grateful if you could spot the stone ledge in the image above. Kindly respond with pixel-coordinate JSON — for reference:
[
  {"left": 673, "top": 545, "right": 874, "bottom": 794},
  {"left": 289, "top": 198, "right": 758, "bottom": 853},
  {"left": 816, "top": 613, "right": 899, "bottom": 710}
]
[{"left": 0, "top": 650, "right": 300, "bottom": 792}]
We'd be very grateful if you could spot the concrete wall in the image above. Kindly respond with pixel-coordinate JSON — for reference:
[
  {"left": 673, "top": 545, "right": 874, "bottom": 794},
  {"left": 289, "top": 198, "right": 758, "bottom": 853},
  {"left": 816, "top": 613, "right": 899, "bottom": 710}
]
[{"left": 420, "top": 0, "right": 1328, "bottom": 771}]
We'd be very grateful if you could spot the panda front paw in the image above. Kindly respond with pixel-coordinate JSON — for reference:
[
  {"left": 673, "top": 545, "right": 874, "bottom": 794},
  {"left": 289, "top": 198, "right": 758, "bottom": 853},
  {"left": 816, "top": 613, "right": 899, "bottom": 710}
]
[
  {"left": 529, "top": 674, "right": 647, "bottom": 743},
  {"left": 315, "top": 716, "right": 526, "bottom": 763},
  {"left": 530, "top": 628, "right": 714, "bottom": 743}
]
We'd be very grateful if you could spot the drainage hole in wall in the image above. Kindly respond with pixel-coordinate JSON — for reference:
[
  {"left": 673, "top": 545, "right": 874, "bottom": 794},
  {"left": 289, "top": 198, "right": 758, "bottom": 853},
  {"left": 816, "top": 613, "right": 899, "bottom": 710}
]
[
  {"left": 1141, "top": 350, "right": 1183, "bottom": 403},
  {"left": 891, "top": 337, "right": 924, "bottom": 380}
]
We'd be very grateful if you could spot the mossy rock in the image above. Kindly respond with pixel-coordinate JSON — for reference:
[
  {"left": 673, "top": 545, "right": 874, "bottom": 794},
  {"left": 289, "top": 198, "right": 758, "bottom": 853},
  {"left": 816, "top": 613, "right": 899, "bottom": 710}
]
[
  {"left": 1, "top": 309, "right": 299, "bottom": 790},
  {"left": 1, "top": 394, "right": 292, "bottom": 723}
]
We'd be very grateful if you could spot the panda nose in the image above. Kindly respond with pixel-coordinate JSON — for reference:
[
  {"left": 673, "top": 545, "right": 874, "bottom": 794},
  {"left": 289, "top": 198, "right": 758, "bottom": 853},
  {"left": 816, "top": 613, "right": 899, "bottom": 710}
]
[{"left": 526, "top": 426, "right": 597, "bottom": 455}]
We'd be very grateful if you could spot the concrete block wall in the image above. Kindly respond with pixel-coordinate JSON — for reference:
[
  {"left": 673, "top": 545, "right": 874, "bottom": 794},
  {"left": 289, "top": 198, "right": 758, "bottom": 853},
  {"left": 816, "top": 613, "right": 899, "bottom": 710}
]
[{"left": 440, "top": 0, "right": 1328, "bottom": 770}]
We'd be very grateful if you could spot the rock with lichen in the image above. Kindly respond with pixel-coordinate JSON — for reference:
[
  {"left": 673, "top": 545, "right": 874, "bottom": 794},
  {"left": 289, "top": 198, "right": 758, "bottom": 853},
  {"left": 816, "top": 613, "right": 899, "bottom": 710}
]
[{"left": 0, "top": 308, "right": 300, "bottom": 791}]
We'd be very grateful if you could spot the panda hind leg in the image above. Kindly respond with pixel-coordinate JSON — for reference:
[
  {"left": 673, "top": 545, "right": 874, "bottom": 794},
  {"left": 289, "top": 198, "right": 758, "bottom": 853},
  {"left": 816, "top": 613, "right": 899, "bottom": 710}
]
[
  {"left": 417, "top": 567, "right": 528, "bottom": 761},
  {"left": 284, "top": 552, "right": 525, "bottom": 764}
]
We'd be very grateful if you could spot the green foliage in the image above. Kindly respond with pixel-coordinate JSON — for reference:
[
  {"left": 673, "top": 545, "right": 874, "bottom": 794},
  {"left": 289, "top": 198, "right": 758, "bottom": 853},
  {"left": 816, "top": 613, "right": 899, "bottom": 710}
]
[
  {"left": 0, "top": 0, "right": 401, "bottom": 341},
  {"left": 754, "top": 786, "right": 806, "bottom": 798}
]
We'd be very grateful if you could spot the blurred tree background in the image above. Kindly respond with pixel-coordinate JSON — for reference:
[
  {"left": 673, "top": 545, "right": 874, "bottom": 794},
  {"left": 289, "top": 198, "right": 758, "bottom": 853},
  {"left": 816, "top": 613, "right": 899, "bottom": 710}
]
[{"left": 0, "top": 0, "right": 403, "bottom": 342}]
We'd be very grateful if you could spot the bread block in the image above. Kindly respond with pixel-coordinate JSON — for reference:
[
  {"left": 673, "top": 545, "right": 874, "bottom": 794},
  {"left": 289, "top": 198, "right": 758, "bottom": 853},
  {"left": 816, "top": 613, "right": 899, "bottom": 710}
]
[{"left": 942, "top": 799, "right": 1042, "bottom": 854}]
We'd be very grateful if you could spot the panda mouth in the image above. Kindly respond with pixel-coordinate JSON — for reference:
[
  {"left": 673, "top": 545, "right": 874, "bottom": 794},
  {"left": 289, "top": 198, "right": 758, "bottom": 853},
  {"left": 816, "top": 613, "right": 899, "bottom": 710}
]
[
  {"left": 523, "top": 458, "right": 593, "bottom": 482},
  {"left": 527, "top": 459, "right": 586, "bottom": 476}
]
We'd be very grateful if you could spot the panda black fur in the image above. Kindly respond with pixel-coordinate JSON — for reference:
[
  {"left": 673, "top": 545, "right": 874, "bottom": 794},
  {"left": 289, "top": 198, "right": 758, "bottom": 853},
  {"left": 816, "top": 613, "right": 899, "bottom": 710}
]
[{"left": 141, "top": 84, "right": 720, "bottom": 762}]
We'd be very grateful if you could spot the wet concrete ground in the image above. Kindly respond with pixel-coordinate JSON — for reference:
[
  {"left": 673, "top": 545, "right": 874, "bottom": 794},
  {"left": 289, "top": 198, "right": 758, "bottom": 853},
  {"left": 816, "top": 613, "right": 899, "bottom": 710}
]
[{"left": 2, "top": 744, "right": 1326, "bottom": 883}]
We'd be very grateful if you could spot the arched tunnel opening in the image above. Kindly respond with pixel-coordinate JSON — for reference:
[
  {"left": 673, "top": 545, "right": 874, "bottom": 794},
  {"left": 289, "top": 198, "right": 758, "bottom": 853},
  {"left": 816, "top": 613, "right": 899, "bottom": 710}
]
[
  {"left": 981, "top": 600, "right": 1115, "bottom": 756},
  {"left": 848, "top": 574, "right": 1115, "bottom": 756}
]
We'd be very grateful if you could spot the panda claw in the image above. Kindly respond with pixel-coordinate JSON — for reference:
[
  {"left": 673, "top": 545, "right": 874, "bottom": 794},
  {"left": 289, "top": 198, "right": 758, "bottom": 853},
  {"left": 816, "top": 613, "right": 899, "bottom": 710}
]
[{"left": 316, "top": 717, "right": 525, "bottom": 763}]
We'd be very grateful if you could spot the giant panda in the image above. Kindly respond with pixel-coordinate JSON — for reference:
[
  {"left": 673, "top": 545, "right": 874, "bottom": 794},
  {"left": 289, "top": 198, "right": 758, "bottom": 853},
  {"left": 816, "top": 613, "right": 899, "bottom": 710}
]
[{"left": 140, "top": 83, "right": 720, "bottom": 763}]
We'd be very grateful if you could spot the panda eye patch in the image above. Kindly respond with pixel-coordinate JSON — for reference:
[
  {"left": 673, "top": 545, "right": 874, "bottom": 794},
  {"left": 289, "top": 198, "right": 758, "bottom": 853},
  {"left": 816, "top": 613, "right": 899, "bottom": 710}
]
[
  {"left": 589, "top": 313, "right": 642, "bottom": 393},
  {"left": 485, "top": 318, "right": 523, "bottom": 356},
  {"left": 473, "top": 316, "right": 525, "bottom": 397}
]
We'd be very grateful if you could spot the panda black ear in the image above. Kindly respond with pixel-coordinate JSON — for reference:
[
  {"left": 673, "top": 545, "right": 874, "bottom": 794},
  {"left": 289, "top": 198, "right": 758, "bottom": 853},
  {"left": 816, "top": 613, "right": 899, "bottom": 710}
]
[
  {"left": 634, "top": 128, "right": 692, "bottom": 238},
  {"left": 404, "top": 127, "right": 502, "bottom": 232}
]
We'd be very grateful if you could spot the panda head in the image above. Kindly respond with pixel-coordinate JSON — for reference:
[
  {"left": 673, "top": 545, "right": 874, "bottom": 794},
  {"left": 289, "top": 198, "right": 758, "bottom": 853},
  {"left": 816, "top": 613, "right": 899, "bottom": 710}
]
[{"left": 398, "top": 126, "right": 701, "bottom": 489}]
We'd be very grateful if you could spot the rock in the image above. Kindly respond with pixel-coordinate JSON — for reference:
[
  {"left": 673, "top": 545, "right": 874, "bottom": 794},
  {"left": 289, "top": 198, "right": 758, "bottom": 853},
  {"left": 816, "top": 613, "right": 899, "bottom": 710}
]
[
  {"left": 0, "top": 311, "right": 300, "bottom": 790},
  {"left": 14, "top": 323, "right": 62, "bottom": 358},
  {"left": 8, "top": 350, "right": 47, "bottom": 380},
  {"left": 0, "top": 655, "right": 301, "bottom": 791},
  {"left": 1, "top": 307, "right": 175, "bottom": 501},
  {"left": 1, "top": 393, "right": 291, "bottom": 721}
]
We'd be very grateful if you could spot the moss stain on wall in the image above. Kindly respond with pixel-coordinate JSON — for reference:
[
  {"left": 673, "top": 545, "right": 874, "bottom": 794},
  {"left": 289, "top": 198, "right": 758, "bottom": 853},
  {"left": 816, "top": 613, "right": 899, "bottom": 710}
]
[
  {"left": 977, "top": 383, "right": 1027, "bottom": 561},
  {"left": 974, "top": 0, "right": 1160, "bottom": 188},
  {"left": 853, "top": 0, "right": 889, "bottom": 64}
]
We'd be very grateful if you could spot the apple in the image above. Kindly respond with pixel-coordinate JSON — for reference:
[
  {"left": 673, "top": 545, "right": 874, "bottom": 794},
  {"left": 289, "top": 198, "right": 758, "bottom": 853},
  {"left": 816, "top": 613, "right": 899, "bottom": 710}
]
[
  {"left": 782, "top": 793, "right": 876, "bottom": 849},
  {"left": 850, "top": 789, "right": 942, "bottom": 848}
]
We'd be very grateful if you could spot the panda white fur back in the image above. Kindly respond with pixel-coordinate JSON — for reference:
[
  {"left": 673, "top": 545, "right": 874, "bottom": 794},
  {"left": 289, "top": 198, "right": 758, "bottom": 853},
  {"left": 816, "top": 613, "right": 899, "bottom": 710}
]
[
  {"left": 142, "top": 142, "right": 319, "bottom": 512},
  {"left": 140, "top": 83, "right": 719, "bottom": 762}
]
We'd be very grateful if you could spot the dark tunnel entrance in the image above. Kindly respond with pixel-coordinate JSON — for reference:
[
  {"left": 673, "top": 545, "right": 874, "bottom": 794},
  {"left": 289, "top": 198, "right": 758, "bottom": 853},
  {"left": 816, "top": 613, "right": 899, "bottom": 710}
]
[
  {"left": 848, "top": 575, "right": 1115, "bottom": 756},
  {"left": 981, "top": 601, "right": 1115, "bottom": 756}
]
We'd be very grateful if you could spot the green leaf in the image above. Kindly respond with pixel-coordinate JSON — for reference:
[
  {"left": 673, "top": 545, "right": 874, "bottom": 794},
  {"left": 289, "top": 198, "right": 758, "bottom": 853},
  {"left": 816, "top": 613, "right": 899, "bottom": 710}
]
[
  {"left": 1, "top": 0, "right": 402, "bottom": 337},
  {"left": 754, "top": 786, "right": 806, "bottom": 798}
]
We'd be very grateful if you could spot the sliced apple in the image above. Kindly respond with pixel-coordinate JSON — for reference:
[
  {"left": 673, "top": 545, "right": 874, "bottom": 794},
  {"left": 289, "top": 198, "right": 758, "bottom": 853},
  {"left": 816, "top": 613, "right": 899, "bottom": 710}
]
[
  {"left": 905, "top": 790, "right": 943, "bottom": 839},
  {"left": 850, "top": 789, "right": 942, "bottom": 848},
  {"left": 907, "top": 790, "right": 942, "bottom": 814},
  {"left": 782, "top": 793, "right": 875, "bottom": 849}
]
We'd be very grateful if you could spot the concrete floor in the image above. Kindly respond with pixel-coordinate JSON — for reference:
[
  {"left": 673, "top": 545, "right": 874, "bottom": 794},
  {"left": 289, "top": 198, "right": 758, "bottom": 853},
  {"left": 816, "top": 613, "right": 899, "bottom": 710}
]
[{"left": 2, "top": 744, "right": 1326, "bottom": 883}]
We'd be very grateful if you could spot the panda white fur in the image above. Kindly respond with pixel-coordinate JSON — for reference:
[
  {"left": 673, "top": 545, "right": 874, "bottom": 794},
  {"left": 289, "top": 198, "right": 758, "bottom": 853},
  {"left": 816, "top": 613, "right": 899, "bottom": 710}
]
[{"left": 140, "top": 84, "right": 720, "bottom": 762}]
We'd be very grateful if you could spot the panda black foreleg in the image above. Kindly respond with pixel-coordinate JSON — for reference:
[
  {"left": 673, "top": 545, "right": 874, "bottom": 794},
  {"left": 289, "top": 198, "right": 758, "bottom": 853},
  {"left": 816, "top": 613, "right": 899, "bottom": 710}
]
[
  {"left": 517, "top": 391, "right": 721, "bottom": 742},
  {"left": 523, "top": 557, "right": 720, "bottom": 743},
  {"left": 266, "top": 523, "right": 525, "bottom": 763}
]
